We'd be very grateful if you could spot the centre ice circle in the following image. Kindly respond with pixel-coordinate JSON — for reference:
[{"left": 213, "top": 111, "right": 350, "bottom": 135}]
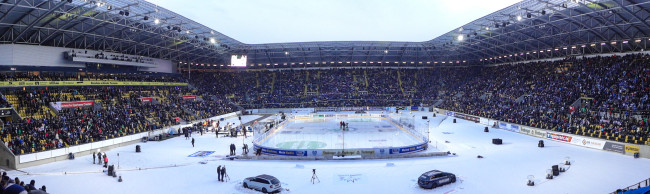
[{"left": 252, "top": 113, "right": 432, "bottom": 157}]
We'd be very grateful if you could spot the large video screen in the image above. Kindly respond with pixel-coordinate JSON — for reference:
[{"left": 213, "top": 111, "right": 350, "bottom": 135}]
[{"left": 230, "top": 55, "right": 247, "bottom": 67}]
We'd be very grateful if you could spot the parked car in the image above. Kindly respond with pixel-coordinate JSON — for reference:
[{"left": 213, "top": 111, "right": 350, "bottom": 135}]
[
  {"left": 243, "top": 174, "right": 282, "bottom": 193},
  {"left": 417, "top": 170, "right": 456, "bottom": 189}
]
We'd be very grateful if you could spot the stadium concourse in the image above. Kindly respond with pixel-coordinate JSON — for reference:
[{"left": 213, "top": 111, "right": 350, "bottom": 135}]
[{"left": 2, "top": 112, "right": 649, "bottom": 194}]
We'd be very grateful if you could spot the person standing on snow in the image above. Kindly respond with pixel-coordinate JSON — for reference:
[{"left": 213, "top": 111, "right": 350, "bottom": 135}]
[
  {"left": 217, "top": 165, "right": 222, "bottom": 181},
  {"left": 103, "top": 154, "right": 108, "bottom": 168},
  {"left": 191, "top": 138, "right": 195, "bottom": 147}
]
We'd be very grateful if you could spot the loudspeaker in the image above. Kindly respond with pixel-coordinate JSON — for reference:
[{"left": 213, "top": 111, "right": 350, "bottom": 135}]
[
  {"left": 538, "top": 140, "right": 544, "bottom": 148},
  {"left": 552, "top": 165, "right": 558, "bottom": 171},
  {"left": 453, "top": 119, "right": 457, "bottom": 123},
  {"left": 108, "top": 165, "right": 114, "bottom": 176},
  {"left": 552, "top": 169, "right": 559, "bottom": 176},
  {"left": 492, "top": 138, "right": 502, "bottom": 145},
  {"left": 136, "top": 145, "right": 141, "bottom": 153},
  {"left": 422, "top": 116, "right": 428, "bottom": 120},
  {"left": 484, "top": 127, "right": 489, "bottom": 132},
  {"left": 634, "top": 153, "right": 639, "bottom": 158}
]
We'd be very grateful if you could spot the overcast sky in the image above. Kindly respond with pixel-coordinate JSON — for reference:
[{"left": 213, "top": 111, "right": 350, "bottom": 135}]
[{"left": 145, "top": 0, "right": 521, "bottom": 44}]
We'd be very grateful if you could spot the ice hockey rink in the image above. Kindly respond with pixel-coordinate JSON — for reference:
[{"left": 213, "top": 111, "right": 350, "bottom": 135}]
[
  {"left": 5, "top": 112, "right": 650, "bottom": 194},
  {"left": 257, "top": 116, "right": 424, "bottom": 150}
]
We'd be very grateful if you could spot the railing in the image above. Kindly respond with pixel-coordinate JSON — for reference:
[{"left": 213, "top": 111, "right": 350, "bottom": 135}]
[{"left": 610, "top": 178, "right": 650, "bottom": 194}]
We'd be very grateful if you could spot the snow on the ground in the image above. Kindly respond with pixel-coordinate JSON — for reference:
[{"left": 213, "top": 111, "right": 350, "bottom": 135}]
[{"left": 6, "top": 112, "right": 650, "bottom": 194}]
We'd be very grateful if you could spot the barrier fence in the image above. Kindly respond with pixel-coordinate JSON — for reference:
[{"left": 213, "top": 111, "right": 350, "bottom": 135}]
[
  {"left": 610, "top": 178, "right": 650, "bottom": 194},
  {"left": 441, "top": 109, "right": 649, "bottom": 158}
]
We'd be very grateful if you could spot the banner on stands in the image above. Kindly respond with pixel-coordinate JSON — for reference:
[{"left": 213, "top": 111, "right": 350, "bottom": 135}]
[
  {"left": 140, "top": 98, "right": 152, "bottom": 102},
  {"left": 389, "top": 143, "right": 427, "bottom": 154},
  {"left": 314, "top": 107, "right": 337, "bottom": 112},
  {"left": 479, "top": 117, "right": 489, "bottom": 125},
  {"left": 291, "top": 108, "right": 314, "bottom": 114},
  {"left": 603, "top": 142, "right": 625, "bottom": 154},
  {"left": 625, "top": 145, "right": 640, "bottom": 153},
  {"left": 182, "top": 95, "right": 196, "bottom": 100},
  {"left": 546, "top": 132, "right": 573, "bottom": 142},
  {"left": 569, "top": 136, "right": 605, "bottom": 149},
  {"left": 445, "top": 111, "right": 454, "bottom": 117},
  {"left": 519, "top": 127, "right": 547, "bottom": 138},
  {"left": 498, "top": 122, "right": 521, "bottom": 133},
  {"left": 256, "top": 146, "right": 308, "bottom": 156},
  {"left": 454, "top": 113, "right": 479, "bottom": 122},
  {"left": 340, "top": 107, "right": 366, "bottom": 111},
  {"left": 51, "top": 101, "right": 94, "bottom": 110}
]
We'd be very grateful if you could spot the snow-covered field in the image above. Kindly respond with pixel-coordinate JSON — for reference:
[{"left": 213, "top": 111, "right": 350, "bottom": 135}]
[
  {"left": 6, "top": 112, "right": 650, "bottom": 194},
  {"left": 259, "top": 117, "right": 421, "bottom": 149}
]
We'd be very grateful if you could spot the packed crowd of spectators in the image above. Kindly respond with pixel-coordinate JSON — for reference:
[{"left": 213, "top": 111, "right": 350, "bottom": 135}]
[
  {"left": 0, "top": 171, "right": 47, "bottom": 194},
  {"left": 186, "top": 54, "right": 650, "bottom": 143},
  {"left": 1, "top": 84, "right": 236, "bottom": 155}
]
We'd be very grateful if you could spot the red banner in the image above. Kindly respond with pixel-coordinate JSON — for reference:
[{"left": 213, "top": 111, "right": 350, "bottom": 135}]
[
  {"left": 546, "top": 132, "right": 573, "bottom": 142},
  {"left": 182, "top": 95, "right": 196, "bottom": 100},
  {"left": 59, "top": 101, "right": 94, "bottom": 109},
  {"left": 140, "top": 98, "right": 153, "bottom": 102}
]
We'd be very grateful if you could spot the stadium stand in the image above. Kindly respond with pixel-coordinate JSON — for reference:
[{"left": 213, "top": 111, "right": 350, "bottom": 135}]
[{"left": 185, "top": 54, "right": 650, "bottom": 145}]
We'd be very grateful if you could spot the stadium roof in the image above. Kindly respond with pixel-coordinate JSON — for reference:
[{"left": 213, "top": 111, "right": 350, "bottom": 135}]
[
  {"left": 0, "top": 0, "right": 244, "bottom": 64},
  {"left": 1, "top": 0, "right": 649, "bottom": 67}
]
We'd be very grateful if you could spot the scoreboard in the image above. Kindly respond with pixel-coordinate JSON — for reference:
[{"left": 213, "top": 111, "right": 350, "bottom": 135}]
[{"left": 230, "top": 55, "right": 247, "bottom": 67}]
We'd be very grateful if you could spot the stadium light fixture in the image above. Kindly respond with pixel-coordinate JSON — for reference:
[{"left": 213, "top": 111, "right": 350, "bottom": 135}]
[
  {"left": 517, "top": 15, "right": 522, "bottom": 21},
  {"left": 622, "top": 40, "right": 629, "bottom": 44},
  {"left": 209, "top": 38, "right": 216, "bottom": 44},
  {"left": 154, "top": 19, "right": 160, "bottom": 24},
  {"left": 457, "top": 35, "right": 464, "bottom": 41},
  {"left": 571, "top": 46, "right": 576, "bottom": 49},
  {"left": 384, "top": 50, "right": 388, "bottom": 54},
  {"left": 635, "top": 40, "right": 641, "bottom": 43},
  {"left": 485, "top": 27, "right": 489, "bottom": 30},
  {"left": 285, "top": 51, "right": 289, "bottom": 55},
  {"left": 611, "top": 41, "right": 617, "bottom": 45}
]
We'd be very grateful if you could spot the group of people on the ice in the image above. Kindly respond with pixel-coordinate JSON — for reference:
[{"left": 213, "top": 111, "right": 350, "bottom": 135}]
[
  {"left": 339, "top": 121, "right": 349, "bottom": 131},
  {"left": 217, "top": 165, "right": 228, "bottom": 182},
  {"left": 92, "top": 150, "right": 109, "bottom": 168}
]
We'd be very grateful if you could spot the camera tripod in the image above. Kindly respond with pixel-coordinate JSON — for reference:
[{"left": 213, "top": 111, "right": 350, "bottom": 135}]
[
  {"left": 311, "top": 169, "right": 320, "bottom": 184},
  {"left": 223, "top": 172, "right": 230, "bottom": 182}
]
